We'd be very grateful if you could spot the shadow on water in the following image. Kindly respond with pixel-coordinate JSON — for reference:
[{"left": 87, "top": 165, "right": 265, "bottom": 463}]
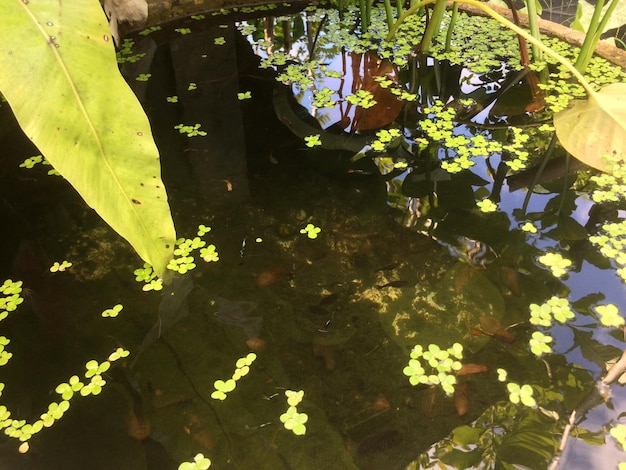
[{"left": 1, "top": 3, "right": 626, "bottom": 470}]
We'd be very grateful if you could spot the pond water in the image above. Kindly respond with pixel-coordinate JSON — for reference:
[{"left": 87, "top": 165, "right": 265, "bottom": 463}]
[{"left": 1, "top": 3, "right": 626, "bottom": 469}]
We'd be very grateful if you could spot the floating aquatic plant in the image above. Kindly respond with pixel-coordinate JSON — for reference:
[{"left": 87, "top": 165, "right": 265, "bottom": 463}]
[
  {"left": 179, "top": 453, "right": 212, "bottom": 470},
  {"left": 304, "top": 135, "right": 322, "bottom": 147},
  {"left": 214, "top": 37, "right": 226, "bottom": 45},
  {"left": 101, "top": 304, "right": 123, "bottom": 318},
  {"left": 521, "top": 222, "right": 538, "bottom": 233},
  {"left": 175, "top": 123, "right": 207, "bottom": 137},
  {"left": 477, "top": 199, "right": 498, "bottom": 213},
  {"left": 166, "top": 96, "right": 178, "bottom": 103},
  {"left": 610, "top": 424, "right": 626, "bottom": 452},
  {"left": 594, "top": 304, "right": 625, "bottom": 328},
  {"left": 135, "top": 73, "right": 151, "bottom": 82},
  {"left": 300, "top": 223, "right": 321, "bottom": 239},
  {"left": 403, "top": 343, "right": 463, "bottom": 395},
  {"left": 19, "top": 155, "right": 43, "bottom": 169},
  {"left": 211, "top": 353, "right": 257, "bottom": 401},
  {"left": 237, "top": 91, "right": 252, "bottom": 100},
  {"left": 200, "top": 245, "right": 219, "bottom": 263},
  {"left": 537, "top": 252, "right": 572, "bottom": 278},
  {"left": 50, "top": 260, "right": 72, "bottom": 273},
  {"left": 529, "top": 297, "right": 575, "bottom": 327},
  {"left": 280, "top": 390, "right": 308, "bottom": 435},
  {"left": 529, "top": 331, "right": 554, "bottom": 357},
  {"left": 506, "top": 382, "right": 537, "bottom": 407}
]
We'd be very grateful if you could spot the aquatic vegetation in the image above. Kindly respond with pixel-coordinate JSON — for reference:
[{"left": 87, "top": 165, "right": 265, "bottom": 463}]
[
  {"left": 610, "top": 424, "right": 626, "bottom": 452},
  {"left": 175, "top": 28, "right": 192, "bottom": 35},
  {"left": 179, "top": 453, "right": 212, "bottom": 470},
  {"left": 139, "top": 25, "right": 161, "bottom": 35},
  {"left": 304, "top": 135, "right": 322, "bottom": 147},
  {"left": 197, "top": 225, "right": 211, "bottom": 236},
  {"left": 594, "top": 304, "right": 625, "bottom": 328},
  {"left": 116, "top": 39, "right": 145, "bottom": 64},
  {"left": 135, "top": 73, "right": 151, "bottom": 82},
  {"left": 237, "top": 91, "right": 252, "bottom": 100},
  {"left": 166, "top": 96, "right": 178, "bottom": 103},
  {"left": 403, "top": 343, "right": 463, "bottom": 395},
  {"left": 280, "top": 390, "right": 308, "bottom": 435},
  {"left": 188, "top": 83, "right": 197, "bottom": 91},
  {"left": 537, "top": 252, "right": 572, "bottom": 278},
  {"left": 300, "top": 223, "right": 322, "bottom": 239},
  {"left": 521, "top": 222, "right": 538, "bottom": 233},
  {"left": 175, "top": 123, "right": 207, "bottom": 137},
  {"left": 529, "top": 297, "right": 575, "bottom": 327},
  {"left": 101, "top": 304, "right": 123, "bottom": 318},
  {"left": 506, "top": 382, "right": 537, "bottom": 407},
  {"left": 214, "top": 37, "right": 226, "bottom": 45},
  {"left": 0, "top": 282, "right": 129, "bottom": 449},
  {"left": 211, "top": 353, "right": 257, "bottom": 400},
  {"left": 50, "top": 260, "right": 72, "bottom": 273},
  {"left": 19, "top": 155, "right": 43, "bottom": 169},
  {"left": 200, "top": 245, "right": 219, "bottom": 263},
  {"left": 529, "top": 331, "right": 554, "bottom": 357},
  {"left": 476, "top": 199, "right": 498, "bottom": 213}
]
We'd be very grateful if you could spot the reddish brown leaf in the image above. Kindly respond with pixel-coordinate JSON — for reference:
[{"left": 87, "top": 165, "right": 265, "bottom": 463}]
[{"left": 456, "top": 363, "right": 489, "bottom": 376}]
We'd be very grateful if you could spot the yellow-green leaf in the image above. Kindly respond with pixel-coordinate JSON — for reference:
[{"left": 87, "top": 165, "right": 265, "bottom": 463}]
[
  {"left": 554, "top": 83, "right": 626, "bottom": 172},
  {"left": 0, "top": 0, "right": 175, "bottom": 276}
]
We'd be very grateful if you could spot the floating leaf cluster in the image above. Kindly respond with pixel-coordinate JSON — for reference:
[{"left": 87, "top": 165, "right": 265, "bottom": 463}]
[
  {"left": 211, "top": 353, "right": 257, "bottom": 401},
  {"left": 179, "top": 453, "right": 212, "bottom": 470},
  {"left": 280, "top": 390, "right": 308, "bottom": 435},
  {"left": 537, "top": 252, "right": 572, "bottom": 278},
  {"left": 403, "top": 343, "right": 463, "bottom": 395}
]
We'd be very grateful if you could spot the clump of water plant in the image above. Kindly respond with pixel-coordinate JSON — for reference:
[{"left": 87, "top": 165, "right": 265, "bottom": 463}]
[
  {"left": 280, "top": 389, "right": 308, "bottom": 436},
  {"left": 0, "top": 278, "right": 130, "bottom": 452},
  {"left": 178, "top": 453, "right": 211, "bottom": 470},
  {"left": 403, "top": 342, "right": 463, "bottom": 395},
  {"left": 211, "top": 353, "right": 257, "bottom": 401}
]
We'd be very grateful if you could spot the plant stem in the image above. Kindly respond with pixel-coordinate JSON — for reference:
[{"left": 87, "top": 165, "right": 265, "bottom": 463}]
[
  {"left": 359, "top": 0, "right": 368, "bottom": 30},
  {"left": 576, "top": 0, "right": 620, "bottom": 72},
  {"left": 420, "top": 0, "right": 448, "bottom": 53},
  {"left": 444, "top": 3, "right": 459, "bottom": 52},
  {"left": 387, "top": 0, "right": 598, "bottom": 99},
  {"left": 524, "top": 0, "right": 542, "bottom": 61},
  {"left": 383, "top": 0, "right": 395, "bottom": 31}
]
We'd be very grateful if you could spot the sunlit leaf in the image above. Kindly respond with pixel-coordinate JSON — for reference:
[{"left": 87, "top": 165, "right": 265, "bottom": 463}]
[
  {"left": 554, "top": 84, "right": 626, "bottom": 172},
  {"left": 572, "top": 0, "right": 626, "bottom": 34},
  {"left": 0, "top": 0, "right": 176, "bottom": 276}
]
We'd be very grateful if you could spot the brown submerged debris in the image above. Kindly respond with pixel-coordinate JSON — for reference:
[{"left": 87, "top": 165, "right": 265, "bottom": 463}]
[
  {"left": 312, "top": 342, "right": 336, "bottom": 371},
  {"left": 454, "top": 382, "right": 469, "bottom": 416},
  {"left": 500, "top": 265, "right": 522, "bottom": 296},
  {"left": 256, "top": 266, "right": 285, "bottom": 286},
  {"left": 246, "top": 336, "right": 266, "bottom": 352},
  {"left": 126, "top": 409, "right": 151, "bottom": 441},
  {"left": 456, "top": 363, "right": 489, "bottom": 376}
]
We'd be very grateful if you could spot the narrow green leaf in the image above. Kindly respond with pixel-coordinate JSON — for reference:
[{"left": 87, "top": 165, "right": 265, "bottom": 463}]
[{"left": 0, "top": 0, "right": 175, "bottom": 276}]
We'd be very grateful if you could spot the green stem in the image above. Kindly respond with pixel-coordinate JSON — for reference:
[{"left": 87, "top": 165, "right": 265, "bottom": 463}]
[
  {"left": 576, "top": 0, "right": 620, "bottom": 72},
  {"left": 383, "top": 0, "right": 395, "bottom": 31},
  {"left": 420, "top": 0, "right": 448, "bottom": 53},
  {"left": 359, "top": 0, "right": 368, "bottom": 29},
  {"left": 575, "top": 0, "right": 605, "bottom": 70},
  {"left": 444, "top": 3, "right": 459, "bottom": 52},
  {"left": 524, "top": 0, "right": 542, "bottom": 61},
  {"left": 397, "top": 0, "right": 405, "bottom": 19},
  {"left": 387, "top": 0, "right": 598, "bottom": 99}
]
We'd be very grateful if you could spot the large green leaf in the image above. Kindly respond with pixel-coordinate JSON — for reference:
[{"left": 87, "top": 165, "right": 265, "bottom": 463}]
[
  {"left": 572, "top": 0, "right": 626, "bottom": 34},
  {"left": 0, "top": 0, "right": 175, "bottom": 276},
  {"left": 554, "top": 83, "right": 626, "bottom": 172}
]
